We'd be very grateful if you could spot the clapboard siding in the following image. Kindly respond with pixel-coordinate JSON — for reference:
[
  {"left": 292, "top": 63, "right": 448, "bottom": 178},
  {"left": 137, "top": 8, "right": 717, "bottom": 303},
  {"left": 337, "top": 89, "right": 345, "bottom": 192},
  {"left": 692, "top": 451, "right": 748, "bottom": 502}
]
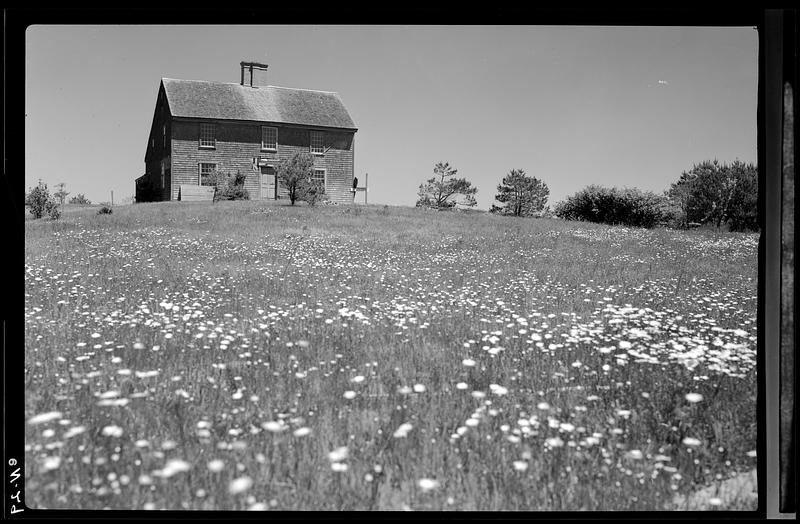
[
  {"left": 170, "top": 120, "right": 355, "bottom": 204},
  {"left": 179, "top": 184, "right": 215, "bottom": 201}
]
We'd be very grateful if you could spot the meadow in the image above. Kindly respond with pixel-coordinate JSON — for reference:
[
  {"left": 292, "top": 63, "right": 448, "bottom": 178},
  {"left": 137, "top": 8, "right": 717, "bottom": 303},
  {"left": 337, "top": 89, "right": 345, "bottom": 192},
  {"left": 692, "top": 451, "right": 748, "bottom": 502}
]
[{"left": 24, "top": 201, "right": 758, "bottom": 511}]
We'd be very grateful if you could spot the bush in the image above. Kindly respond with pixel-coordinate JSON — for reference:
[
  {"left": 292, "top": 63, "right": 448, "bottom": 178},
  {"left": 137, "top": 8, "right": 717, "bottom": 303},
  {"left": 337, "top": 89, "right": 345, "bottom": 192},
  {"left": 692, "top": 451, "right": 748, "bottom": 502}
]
[
  {"left": 554, "top": 185, "right": 674, "bottom": 228},
  {"left": 97, "top": 206, "right": 113, "bottom": 215},
  {"left": 209, "top": 170, "right": 250, "bottom": 202},
  {"left": 302, "top": 181, "right": 328, "bottom": 207},
  {"left": 69, "top": 193, "right": 91, "bottom": 205},
  {"left": 25, "top": 184, "right": 61, "bottom": 220}
]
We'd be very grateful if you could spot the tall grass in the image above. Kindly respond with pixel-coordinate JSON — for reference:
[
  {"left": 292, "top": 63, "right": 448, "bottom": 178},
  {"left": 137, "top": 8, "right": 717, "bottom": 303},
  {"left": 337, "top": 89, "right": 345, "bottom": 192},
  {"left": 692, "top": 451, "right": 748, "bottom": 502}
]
[{"left": 24, "top": 201, "right": 758, "bottom": 510}]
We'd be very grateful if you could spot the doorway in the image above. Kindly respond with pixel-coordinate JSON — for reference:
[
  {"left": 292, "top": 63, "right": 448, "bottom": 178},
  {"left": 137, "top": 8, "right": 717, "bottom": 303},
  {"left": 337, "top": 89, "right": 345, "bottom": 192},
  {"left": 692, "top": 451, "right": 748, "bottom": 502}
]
[{"left": 260, "top": 166, "right": 276, "bottom": 200}]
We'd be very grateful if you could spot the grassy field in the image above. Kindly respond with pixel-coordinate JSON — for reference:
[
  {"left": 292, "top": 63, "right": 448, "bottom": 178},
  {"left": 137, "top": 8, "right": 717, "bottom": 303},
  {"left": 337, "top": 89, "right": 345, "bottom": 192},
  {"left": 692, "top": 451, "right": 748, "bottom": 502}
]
[{"left": 24, "top": 200, "right": 758, "bottom": 511}]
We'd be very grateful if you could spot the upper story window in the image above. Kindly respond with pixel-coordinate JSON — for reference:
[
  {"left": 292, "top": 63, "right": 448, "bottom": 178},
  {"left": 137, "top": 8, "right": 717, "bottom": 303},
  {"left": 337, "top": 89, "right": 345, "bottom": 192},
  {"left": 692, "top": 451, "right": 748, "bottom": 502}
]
[
  {"left": 261, "top": 126, "right": 277, "bottom": 151},
  {"left": 162, "top": 124, "right": 166, "bottom": 147},
  {"left": 310, "top": 131, "right": 324, "bottom": 155},
  {"left": 199, "top": 123, "right": 216, "bottom": 148}
]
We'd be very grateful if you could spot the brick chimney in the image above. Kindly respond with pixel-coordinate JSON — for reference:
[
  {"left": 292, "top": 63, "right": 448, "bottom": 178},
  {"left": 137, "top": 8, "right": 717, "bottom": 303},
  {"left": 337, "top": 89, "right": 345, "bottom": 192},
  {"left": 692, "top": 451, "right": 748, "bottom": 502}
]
[{"left": 240, "top": 61, "right": 269, "bottom": 87}]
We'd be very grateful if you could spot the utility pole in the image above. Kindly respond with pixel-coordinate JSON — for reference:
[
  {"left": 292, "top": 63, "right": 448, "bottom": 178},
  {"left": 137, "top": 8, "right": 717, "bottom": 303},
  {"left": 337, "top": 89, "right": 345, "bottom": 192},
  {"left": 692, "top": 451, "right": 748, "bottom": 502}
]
[
  {"left": 111, "top": 190, "right": 114, "bottom": 207},
  {"left": 365, "top": 172, "right": 368, "bottom": 205}
]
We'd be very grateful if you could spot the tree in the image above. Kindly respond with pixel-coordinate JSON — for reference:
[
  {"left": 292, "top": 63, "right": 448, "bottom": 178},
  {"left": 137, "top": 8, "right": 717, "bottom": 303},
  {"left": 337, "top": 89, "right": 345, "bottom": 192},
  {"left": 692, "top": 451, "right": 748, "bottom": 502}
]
[
  {"left": 416, "top": 162, "right": 477, "bottom": 209},
  {"left": 69, "top": 193, "right": 91, "bottom": 205},
  {"left": 276, "top": 153, "right": 315, "bottom": 206},
  {"left": 667, "top": 159, "right": 758, "bottom": 231},
  {"left": 54, "top": 182, "right": 70, "bottom": 206},
  {"left": 490, "top": 169, "right": 550, "bottom": 217},
  {"left": 25, "top": 183, "right": 60, "bottom": 220}
]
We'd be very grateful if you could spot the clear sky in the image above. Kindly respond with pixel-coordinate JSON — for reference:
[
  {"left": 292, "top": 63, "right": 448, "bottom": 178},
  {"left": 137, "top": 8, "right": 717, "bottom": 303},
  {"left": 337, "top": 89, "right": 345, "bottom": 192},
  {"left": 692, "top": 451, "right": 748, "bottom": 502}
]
[{"left": 25, "top": 25, "right": 758, "bottom": 209}]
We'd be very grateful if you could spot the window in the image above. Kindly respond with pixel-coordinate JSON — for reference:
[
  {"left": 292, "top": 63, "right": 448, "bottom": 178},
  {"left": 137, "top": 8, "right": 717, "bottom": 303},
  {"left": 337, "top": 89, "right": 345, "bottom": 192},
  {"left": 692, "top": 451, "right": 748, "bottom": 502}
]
[
  {"left": 261, "top": 126, "right": 277, "bottom": 151},
  {"left": 161, "top": 161, "right": 165, "bottom": 188},
  {"left": 312, "top": 168, "right": 326, "bottom": 189},
  {"left": 199, "top": 123, "right": 216, "bottom": 148},
  {"left": 310, "top": 131, "right": 324, "bottom": 155},
  {"left": 199, "top": 163, "right": 216, "bottom": 186},
  {"left": 162, "top": 124, "right": 166, "bottom": 147}
]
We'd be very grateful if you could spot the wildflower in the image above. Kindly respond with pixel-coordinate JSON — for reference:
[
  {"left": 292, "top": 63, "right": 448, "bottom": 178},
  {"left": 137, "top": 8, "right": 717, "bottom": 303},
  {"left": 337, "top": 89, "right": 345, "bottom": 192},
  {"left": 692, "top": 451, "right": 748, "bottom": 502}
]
[
  {"left": 512, "top": 461, "right": 528, "bottom": 472},
  {"left": 28, "top": 411, "right": 62, "bottom": 425},
  {"left": 455, "top": 382, "right": 469, "bottom": 390},
  {"left": 208, "top": 460, "right": 225, "bottom": 472},
  {"left": 462, "top": 358, "right": 476, "bottom": 367},
  {"left": 40, "top": 456, "right": 62, "bottom": 472},
  {"left": 417, "top": 478, "right": 440, "bottom": 492},
  {"left": 546, "top": 437, "right": 565, "bottom": 448},
  {"left": 101, "top": 425, "right": 124, "bottom": 437},
  {"left": 229, "top": 476, "right": 253, "bottom": 495},
  {"left": 682, "top": 437, "right": 702, "bottom": 447},
  {"left": 489, "top": 384, "right": 508, "bottom": 396},
  {"left": 63, "top": 426, "right": 86, "bottom": 439},
  {"left": 331, "top": 462, "right": 348, "bottom": 472},
  {"left": 262, "top": 421, "right": 286, "bottom": 433},
  {"left": 328, "top": 447, "right": 349, "bottom": 462},
  {"left": 393, "top": 423, "right": 414, "bottom": 438},
  {"left": 158, "top": 459, "right": 191, "bottom": 478},
  {"left": 343, "top": 391, "right": 357, "bottom": 400},
  {"left": 413, "top": 384, "right": 426, "bottom": 393},
  {"left": 685, "top": 392, "right": 704, "bottom": 403},
  {"left": 293, "top": 427, "right": 312, "bottom": 437}
]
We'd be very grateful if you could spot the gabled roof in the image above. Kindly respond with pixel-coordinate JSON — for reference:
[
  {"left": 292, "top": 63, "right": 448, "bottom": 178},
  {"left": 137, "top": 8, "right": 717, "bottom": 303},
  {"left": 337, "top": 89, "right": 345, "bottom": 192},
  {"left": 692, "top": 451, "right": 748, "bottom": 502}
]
[{"left": 161, "top": 78, "right": 357, "bottom": 131}]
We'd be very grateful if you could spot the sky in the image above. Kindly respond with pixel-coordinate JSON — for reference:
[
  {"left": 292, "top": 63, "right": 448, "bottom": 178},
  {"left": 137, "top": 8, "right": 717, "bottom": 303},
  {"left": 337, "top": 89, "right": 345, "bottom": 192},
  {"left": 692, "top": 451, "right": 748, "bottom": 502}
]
[{"left": 25, "top": 25, "right": 758, "bottom": 209}]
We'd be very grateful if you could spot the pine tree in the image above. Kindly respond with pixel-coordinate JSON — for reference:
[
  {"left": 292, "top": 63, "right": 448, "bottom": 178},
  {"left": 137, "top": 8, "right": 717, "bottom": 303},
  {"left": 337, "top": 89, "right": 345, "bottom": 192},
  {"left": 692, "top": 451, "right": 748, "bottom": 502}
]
[
  {"left": 490, "top": 169, "right": 550, "bottom": 217},
  {"left": 415, "top": 162, "right": 477, "bottom": 209}
]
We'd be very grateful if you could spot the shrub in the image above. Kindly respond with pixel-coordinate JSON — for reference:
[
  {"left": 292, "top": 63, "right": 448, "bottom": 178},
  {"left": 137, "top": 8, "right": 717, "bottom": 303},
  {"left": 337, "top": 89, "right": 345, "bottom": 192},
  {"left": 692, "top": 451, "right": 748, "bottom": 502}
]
[
  {"left": 25, "top": 184, "right": 60, "bottom": 220},
  {"left": 554, "top": 185, "right": 674, "bottom": 228},
  {"left": 209, "top": 170, "right": 250, "bottom": 202},
  {"left": 69, "top": 193, "right": 91, "bottom": 205},
  {"left": 302, "top": 181, "right": 328, "bottom": 207},
  {"left": 97, "top": 206, "right": 113, "bottom": 215}
]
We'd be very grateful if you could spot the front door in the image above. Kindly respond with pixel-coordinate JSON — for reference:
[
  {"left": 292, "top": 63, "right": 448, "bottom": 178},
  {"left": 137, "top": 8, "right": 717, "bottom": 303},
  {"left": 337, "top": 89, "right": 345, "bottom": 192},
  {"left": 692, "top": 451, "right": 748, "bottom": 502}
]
[{"left": 260, "top": 166, "right": 276, "bottom": 200}]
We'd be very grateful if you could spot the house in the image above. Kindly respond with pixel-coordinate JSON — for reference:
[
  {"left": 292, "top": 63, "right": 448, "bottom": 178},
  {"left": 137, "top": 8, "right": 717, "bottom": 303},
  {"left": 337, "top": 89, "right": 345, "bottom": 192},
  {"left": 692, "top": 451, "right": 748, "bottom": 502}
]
[{"left": 136, "top": 61, "right": 357, "bottom": 204}]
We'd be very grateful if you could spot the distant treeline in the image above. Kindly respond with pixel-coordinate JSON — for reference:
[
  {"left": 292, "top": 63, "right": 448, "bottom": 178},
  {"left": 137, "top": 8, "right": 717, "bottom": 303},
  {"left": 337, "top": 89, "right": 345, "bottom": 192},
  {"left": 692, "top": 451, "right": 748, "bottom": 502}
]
[{"left": 415, "top": 159, "right": 758, "bottom": 231}]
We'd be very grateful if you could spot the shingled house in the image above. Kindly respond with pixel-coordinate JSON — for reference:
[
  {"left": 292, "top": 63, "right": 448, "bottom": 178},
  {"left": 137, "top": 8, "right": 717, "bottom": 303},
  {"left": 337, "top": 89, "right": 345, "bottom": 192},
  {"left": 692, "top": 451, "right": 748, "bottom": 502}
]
[{"left": 136, "top": 62, "right": 357, "bottom": 204}]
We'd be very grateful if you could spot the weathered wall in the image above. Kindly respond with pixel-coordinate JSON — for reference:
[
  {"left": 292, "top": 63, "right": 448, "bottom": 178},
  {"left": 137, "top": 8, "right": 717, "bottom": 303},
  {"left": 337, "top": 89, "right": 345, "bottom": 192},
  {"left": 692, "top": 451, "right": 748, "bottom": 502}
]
[{"left": 170, "top": 119, "right": 355, "bottom": 203}]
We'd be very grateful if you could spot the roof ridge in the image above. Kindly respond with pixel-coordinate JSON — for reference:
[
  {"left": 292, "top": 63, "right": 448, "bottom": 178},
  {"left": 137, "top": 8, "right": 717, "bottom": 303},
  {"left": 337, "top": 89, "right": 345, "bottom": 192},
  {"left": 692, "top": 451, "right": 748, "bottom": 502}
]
[
  {"left": 266, "top": 85, "right": 339, "bottom": 95},
  {"left": 163, "top": 78, "right": 339, "bottom": 95}
]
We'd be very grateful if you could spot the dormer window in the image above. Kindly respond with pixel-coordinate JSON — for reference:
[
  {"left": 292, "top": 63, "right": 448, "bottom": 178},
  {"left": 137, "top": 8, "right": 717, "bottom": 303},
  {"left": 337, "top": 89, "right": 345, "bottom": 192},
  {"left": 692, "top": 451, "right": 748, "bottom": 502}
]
[
  {"left": 199, "top": 123, "right": 216, "bottom": 148},
  {"left": 310, "top": 131, "right": 324, "bottom": 155},
  {"left": 261, "top": 126, "right": 277, "bottom": 151}
]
